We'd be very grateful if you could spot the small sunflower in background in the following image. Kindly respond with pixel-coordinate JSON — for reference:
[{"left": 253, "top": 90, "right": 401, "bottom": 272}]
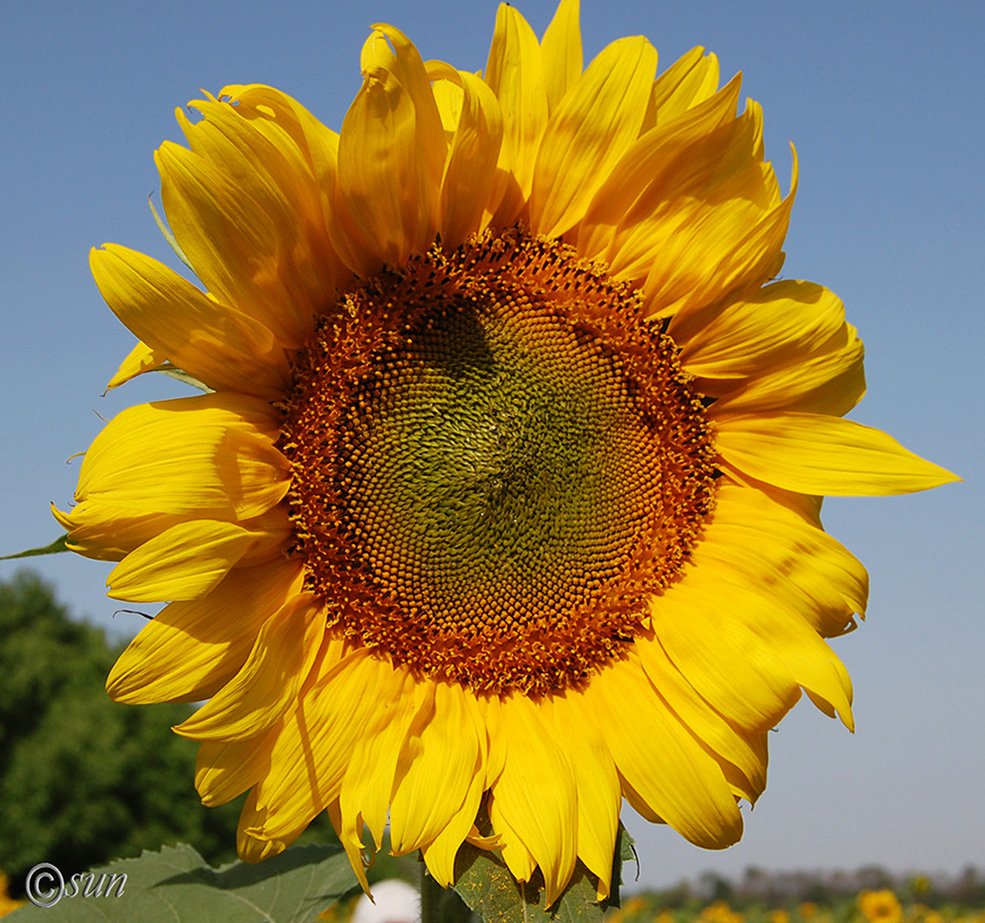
[
  {"left": 55, "top": 0, "right": 957, "bottom": 905},
  {"left": 858, "top": 890, "right": 904, "bottom": 923}
]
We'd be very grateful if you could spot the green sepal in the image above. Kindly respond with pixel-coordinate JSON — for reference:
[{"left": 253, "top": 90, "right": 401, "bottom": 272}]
[
  {"left": 1, "top": 534, "right": 70, "bottom": 561},
  {"left": 148, "top": 194, "right": 194, "bottom": 272},
  {"left": 153, "top": 363, "right": 214, "bottom": 392},
  {"left": 612, "top": 823, "right": 637, "bottom": 906}
]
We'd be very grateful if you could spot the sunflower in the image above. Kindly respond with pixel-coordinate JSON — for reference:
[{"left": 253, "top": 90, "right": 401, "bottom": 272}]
[
  {"left": 858, "top": 891, "right": 904, "bottom": 923},
  {"left": 56, "top": 0, "right": 956, "bottom": 905}
]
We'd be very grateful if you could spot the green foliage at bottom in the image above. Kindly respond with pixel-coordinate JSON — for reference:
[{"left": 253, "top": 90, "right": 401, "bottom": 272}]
[
  {"left": 7, "top": 843, "right": 360, "bottom": 922},
  {"left": 450, "top": 826, "right": 634, "bottom": 922}
]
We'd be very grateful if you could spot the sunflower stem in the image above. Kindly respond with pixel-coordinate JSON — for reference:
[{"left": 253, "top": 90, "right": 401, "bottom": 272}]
[{"left": 420, "top": 863, "right": 473, "bottom": 923}]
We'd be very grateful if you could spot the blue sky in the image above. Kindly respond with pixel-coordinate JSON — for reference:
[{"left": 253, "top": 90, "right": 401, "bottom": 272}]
[{"left": 2, "top": 0, "right": 982, "bottom": 890}]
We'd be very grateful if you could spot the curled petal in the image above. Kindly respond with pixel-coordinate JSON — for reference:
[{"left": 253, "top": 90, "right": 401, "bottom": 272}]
[
  {"left": 486, "top": 694, "right": 578, "bottom": 904},
  {"left": 72, "top": 393, "right": 288, "bottom": 521},
  {"left": 106, "top": 339, "right": 167, "bottom": 390},
  {"left": 333, "top": 26, "right": 446, "bottom": 271},
  {"left": 434, "top": 70, "right": 505, "bottom": 248}
]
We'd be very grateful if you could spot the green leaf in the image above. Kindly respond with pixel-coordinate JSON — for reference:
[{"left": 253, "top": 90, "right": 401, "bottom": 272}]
[
  {"left": 8, "top": 842, "right": 361, "bottom": 922},
  {"left": 450, "top": 828, "right": 633, "bottom": 923},
  {"left": 0, "top": 535, "right": 70, "bottom": 560},
  {"left": 450, "top": 845, "right": 599, "bottom": 923}
]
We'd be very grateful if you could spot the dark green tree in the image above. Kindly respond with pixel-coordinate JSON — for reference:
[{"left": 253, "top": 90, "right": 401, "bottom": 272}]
[{"left": 0, "top": 571, "right": 350, "bottom": 894}]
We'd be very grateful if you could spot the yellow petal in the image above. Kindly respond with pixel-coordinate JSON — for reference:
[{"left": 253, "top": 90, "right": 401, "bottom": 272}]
[
  {"left": 484, "top": 3, "right": 548, "bottom": 217},
  {"left": 709, "top": 325, "right": 866, "bottom": 417},
  {"left": 701, "top": 483, "right": 868, "bottom": 637},
  {"left": 634, "top": 636, "right": 769, "bottom": 804},
  {"left": 547, "top": 690, "right": 620, "bottom": 900},
  {"left": 428, "top": 62, "right": 464, "bottom": 138},
  {"left": 715, "top": 412, "right": 960, "bottom": 496},
  {"left": 53, "top": 501, "right": 178, "bottom": 562},
  {"left": 155, "top": 141, "right": 308, "bottom": 348},
  {"left": 476, "top": 693, "right": 506, "bottom": 788},
  {"left": 333, "top": 27, "right": 444, "bottom": 271},
  {"left": 238, "top": 645, "right": 382, "bottom": 864},
  {"left": 577, "top": 76, "right": 742, "bottom": 269},
  {"left": 486, "top": 694, "right": 577, "bottom": 905},
  {"left": 237, "top": 788, "right": 294, "bottom": 864},
  {"left": 644, "top": 47, "right": 721, "bottom": 131},
  {"left": 487, "top": 788, "right": 537, "bottom": 884},
  {"left": 182, "top": 97, "right": 323, "bottom": 235},
  {"left": 74, "top": 393, "right": 289, "bottom": 520},
  {"left": 173, "top": 593, "right": 325, "bottom": 741},
  {"left": 678, "top": 280, "right": 867, "bottom": 415},
  {"left": 106, "top": 520, "right": 260, "bottom": 602},
  {"left": 195, "top": 731, "right": 276, "bottom": 808},
  {"left": 420, "top": 768, "right": 486, "bottom": 887},
  {"left": 107, "top": 559, "right": 304, "bottom": 705},
  {"left": 197, "top": 636, "right": 343, "bottom": 820},
  {"left": 325, "top": 180, "right": 381, "bottom": 279},
  {"left": 389, "top": 681, "right": 483, "bottom": 854},
  {"left": 219, "top": 83, "right": 350, "bottom": 294},
  {"left": 650, "top": 576, "right": 801, "bottom": 732},
  {"left": 721, "top": 579, "right": 854, "bottom": 728},
  {"left": 590, "top": 653, "right": 743, "bottom": 849},
  {"left": 436, "top": 70, "right": 505, "bottom": 248},
  {"left": 540, "top": 0, "right": 582, "bottom": 112},
  {"left": 677, "top": 280, "right": 847, "bottom": 379},
  {"left": 337, "top": 664, "right": 419, "bottom": 869},
  {"left": 530, "top": 35, "right": 657, "bottom": 238},
  {"left": 646, "top": 117, "right": 794, "bottom": 318},
  {"left": 657, "top": 566, "right": 854, "bottom": 731},
  {"left": 54, "top": 499, "right": 289, "bottom": 569},
  {"left": 719, "top": 470, "right": 826, "bottom": 527},
  {"left": 370, "top": 24, "right": 447, "bottom": 185},
  {"left": 91, "top": 244, "right": 289, "bottom": 398},
  {"left": 178, "top": 98, "right": 339, "bottom": 316},
  {"left": 219, "top": 83, "right": 341, "bottom": 203}
]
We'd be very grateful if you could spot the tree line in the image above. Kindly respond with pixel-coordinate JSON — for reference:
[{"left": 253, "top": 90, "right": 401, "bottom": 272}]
[{"left": 0, "top": 571, "right": 346, "bottom": 898}]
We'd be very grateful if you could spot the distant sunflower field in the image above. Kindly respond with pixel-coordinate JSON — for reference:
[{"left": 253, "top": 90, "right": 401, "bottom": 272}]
[{"left": 608, "top": 889, "right": 985, "bottom": 923}]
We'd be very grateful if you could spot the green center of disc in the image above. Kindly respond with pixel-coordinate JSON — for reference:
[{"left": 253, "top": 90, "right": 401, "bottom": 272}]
[{"left": 335, "top": 298, "right": 651, "bottom": 620}]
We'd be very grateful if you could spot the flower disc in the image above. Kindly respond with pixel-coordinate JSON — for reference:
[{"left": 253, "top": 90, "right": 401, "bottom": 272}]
[{"left": 281, "top": 230, "right": 717, "bottom": 693}]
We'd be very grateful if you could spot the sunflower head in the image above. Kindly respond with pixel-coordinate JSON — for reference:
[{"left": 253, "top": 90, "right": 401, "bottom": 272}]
[
  {"left": 58, "top": 0, "right": 957, "bottom": 906},
  {"left": 279, "top": 229, "right": 717, "bottom": 696},
  {"left": 858, "top": 890, "right": 904, "bottom": 923}
]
